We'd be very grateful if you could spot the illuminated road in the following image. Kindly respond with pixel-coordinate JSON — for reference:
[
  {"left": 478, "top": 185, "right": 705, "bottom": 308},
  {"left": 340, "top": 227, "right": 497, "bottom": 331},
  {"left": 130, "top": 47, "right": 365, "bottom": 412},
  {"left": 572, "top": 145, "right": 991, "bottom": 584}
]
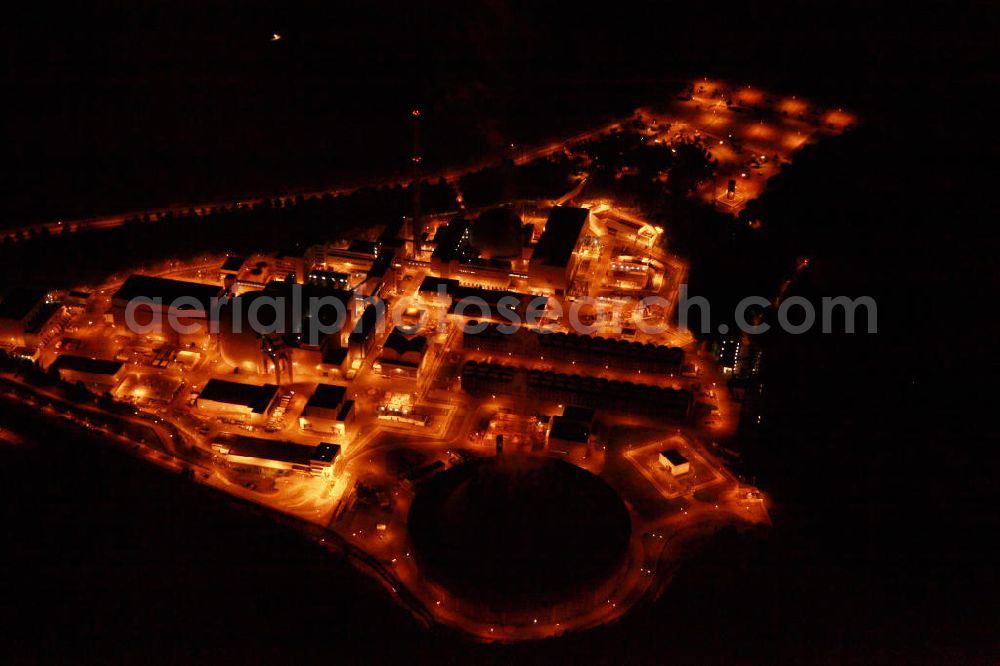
[
  {"left": 2, "top": 120, "right": 626, "bottom": 245},
  {"left": 3, "top": 81, "right": 849, "bottom": 242}
]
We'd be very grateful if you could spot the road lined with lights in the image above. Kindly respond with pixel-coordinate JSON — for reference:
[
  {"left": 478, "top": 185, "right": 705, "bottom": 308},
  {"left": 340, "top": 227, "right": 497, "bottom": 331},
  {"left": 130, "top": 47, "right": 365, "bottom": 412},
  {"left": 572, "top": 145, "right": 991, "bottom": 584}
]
[{"left": 4, "top": 79, "right": 852, "bottom": 243}]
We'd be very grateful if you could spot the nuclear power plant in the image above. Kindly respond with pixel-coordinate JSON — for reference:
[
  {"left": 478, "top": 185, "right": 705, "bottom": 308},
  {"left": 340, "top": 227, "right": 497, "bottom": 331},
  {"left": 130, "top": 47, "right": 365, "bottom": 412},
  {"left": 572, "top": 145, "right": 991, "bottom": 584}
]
[{"left": 11, "top": 81, "right": 816, "bottom": 643}]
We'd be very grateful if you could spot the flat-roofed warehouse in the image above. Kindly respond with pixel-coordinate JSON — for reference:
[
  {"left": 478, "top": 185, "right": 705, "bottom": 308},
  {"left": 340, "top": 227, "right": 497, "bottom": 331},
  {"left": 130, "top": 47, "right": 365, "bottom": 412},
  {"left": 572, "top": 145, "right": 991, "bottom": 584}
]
[
  {"left": 418, "top": 275, "right": 459, "bottom": 307},
  {"left": 111, "top": 274, "right": 222, "bottom": 343},
  {"left": 547, "top": 405, "right": 595, "bottom": 451},
  {"left": 0, "top": 287, "right": 63, "bottom": 349},
  {"left": 449, "top": 286, "right": 546, "bottom": 323},
  {"left": 528, "top": 206, "right": 589, "bottom": 296},
  {"left": 302, "top": 383, "right": 347, "bottom": 419},
  {"left": 211, "top": 434, "right": 340, "bottom": 476},
  {"left": 548, "top": 417, "right": 591, "bottom": 448},
  {"left": 310, "top": 442, "right": 342, "bottom": 477},
  {"left": 49, "top": 354, "right": 126, "bottom": 390},
  {"left": 299, "top": 383, "right": 356, "bottom": 437},
  {"left": 219, "top": 255, "right": 247, "bottom": 289},
  {"left": 195, "top": 378, "right": 278, "bottom": 424}
]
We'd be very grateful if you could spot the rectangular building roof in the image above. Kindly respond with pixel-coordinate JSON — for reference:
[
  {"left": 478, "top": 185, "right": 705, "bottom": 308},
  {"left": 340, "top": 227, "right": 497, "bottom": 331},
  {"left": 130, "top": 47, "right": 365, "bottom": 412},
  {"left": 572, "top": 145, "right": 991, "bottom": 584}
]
[
  {"left": 419, "top": 275, "right": 459, "bottom": 296},
  {"left": 532, "top": 206, "right": 588, "bottom": 267},
  {"left": 112, "top": 275, "right": 222, "bottom": 312},
  {"left": 550, "top": 416, "right": 590, "bottom": 444},
  {"left": 220, "top": 256, "right": 246, "bottom": 273},
  {"left": 212, "top": 434, "right": 318, "bottom": 467},
  {"left": 306, "top": 383, "right": 347, "bottom": 410},
  {"left": 313, "top": 442, "right": 341, "bottom": 463},
  {"left": 50, "top": 355, "right": 124, "bottom": 376},
  {"left": 347, "top": 239, "right": 378, "bottom": 256},
  {"left": 659, "top": 448, "right": 689, "bottom": 466},
  {"left": 24, "top": 302, "right": 61, "bottom": 334},
  {"left": 450, "top": 287, "right": 546, "bottom": 321},
  {"left": 198, "top": 379, "right": 278, "bottom": 413}
]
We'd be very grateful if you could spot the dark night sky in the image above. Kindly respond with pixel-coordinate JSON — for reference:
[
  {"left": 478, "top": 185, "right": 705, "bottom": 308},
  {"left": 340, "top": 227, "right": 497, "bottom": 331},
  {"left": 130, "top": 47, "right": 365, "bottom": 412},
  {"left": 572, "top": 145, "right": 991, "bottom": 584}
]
[
  {"left": 2, "top": 1, "right": 998, "bottom": 663},
  {"left": 5, "top": 1, "right": 991, "bottom": 224}
]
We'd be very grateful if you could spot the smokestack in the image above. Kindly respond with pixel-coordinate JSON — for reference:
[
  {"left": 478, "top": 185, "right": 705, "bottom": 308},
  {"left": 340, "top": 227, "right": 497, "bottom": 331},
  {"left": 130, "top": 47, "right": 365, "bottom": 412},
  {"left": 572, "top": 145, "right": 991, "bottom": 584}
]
[{"left": 409, "top": 108, "right": 422, "bottom": 258}]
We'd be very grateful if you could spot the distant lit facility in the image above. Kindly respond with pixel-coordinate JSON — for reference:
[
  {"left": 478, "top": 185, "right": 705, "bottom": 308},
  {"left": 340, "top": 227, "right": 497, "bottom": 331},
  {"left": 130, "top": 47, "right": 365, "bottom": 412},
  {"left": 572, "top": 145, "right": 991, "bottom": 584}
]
[
  {"left": 20, "top": 77, "right": 805, "bottom": 638},
  {"left": 299, "top": 383, "right": 356, "bottom": 439}
]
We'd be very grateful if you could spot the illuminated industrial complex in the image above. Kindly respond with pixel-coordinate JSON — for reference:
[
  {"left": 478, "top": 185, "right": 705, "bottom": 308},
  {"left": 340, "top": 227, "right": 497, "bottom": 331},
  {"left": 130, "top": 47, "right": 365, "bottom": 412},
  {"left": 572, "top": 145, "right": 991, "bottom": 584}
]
[{"left": 0, "top": 80, "right": 855, "bottom": 640}]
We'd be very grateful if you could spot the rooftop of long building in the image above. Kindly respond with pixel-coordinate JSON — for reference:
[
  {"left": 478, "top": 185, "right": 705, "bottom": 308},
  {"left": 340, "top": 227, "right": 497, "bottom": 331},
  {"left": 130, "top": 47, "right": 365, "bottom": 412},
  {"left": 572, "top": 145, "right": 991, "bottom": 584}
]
[
  {"left": 198, "top": 379, "right": 277, "bottom": 413},
  {"left": 112, "top": 274, "right": 222, "bottom": 311},
  {"left": 49, "top": 354, "right": 124, "bottom": 376},
  {"left": 531, "top": 206, "right": 588, "bottom": 268}
]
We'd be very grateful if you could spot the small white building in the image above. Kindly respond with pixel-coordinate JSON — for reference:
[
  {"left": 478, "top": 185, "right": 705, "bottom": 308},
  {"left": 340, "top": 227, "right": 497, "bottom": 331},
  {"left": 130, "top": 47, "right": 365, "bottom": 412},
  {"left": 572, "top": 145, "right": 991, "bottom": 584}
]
[{"left": 658, "top": 448, "right": 690, "bottom": 476}]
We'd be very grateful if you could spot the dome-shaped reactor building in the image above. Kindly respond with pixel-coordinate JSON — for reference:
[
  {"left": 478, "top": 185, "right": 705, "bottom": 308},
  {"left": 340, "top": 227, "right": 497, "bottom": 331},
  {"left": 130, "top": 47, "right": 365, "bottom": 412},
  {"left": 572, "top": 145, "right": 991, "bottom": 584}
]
[
  {"left": 218, "top": 290, "right": 280, "bottom": 374},
  {"left": 468, "top": 206, "right": 525, "bottom": 260},
  {"left": 217, "top": 283, "right": 352, "bottom": 382},
  {"left": 407, "top": 456, "right": 632, "bottom": 620}
]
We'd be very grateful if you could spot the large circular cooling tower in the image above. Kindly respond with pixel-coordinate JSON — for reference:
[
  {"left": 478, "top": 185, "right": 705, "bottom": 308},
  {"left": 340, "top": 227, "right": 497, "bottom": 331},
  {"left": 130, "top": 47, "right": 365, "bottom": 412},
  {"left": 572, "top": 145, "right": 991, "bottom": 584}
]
[
  {"left": 469, "top": 206, "right": 524, "bottom": 260},
  {"left": 407, "top": 456, "right": 631, "bottom": 607}
]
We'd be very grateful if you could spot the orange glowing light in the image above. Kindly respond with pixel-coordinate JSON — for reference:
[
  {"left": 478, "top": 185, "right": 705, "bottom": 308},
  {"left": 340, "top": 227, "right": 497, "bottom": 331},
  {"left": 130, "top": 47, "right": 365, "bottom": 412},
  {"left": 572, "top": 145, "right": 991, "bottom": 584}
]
[
  {"left": 824, "top": 110, "right": 854, "bottom": 127},
  {"left": 744, "top": 123, "right": 776, "bottom": 140},
  {"left": 778, "top": 98, "right": 807, "bottom": 115}
]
